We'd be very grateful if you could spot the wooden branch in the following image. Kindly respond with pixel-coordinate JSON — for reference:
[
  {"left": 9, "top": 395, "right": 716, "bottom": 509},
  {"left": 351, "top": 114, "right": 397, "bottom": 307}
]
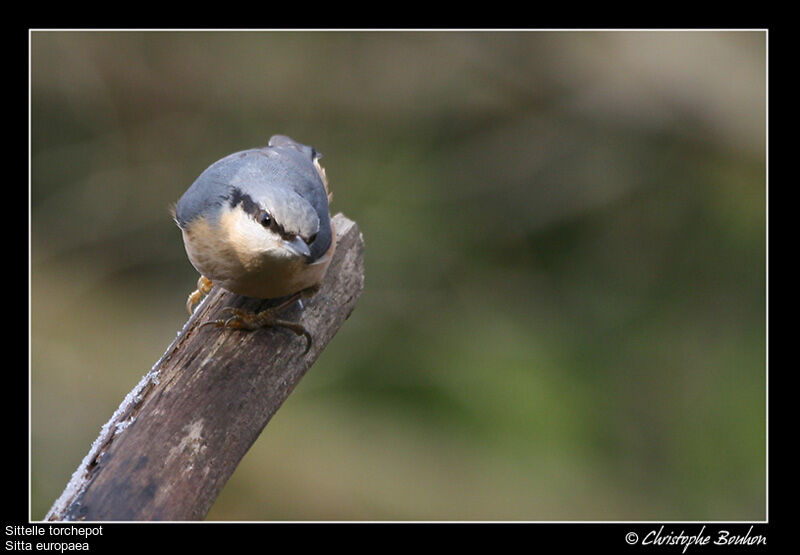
[{"left": 45, "top": 213, "right": 365, "bottom": 521}]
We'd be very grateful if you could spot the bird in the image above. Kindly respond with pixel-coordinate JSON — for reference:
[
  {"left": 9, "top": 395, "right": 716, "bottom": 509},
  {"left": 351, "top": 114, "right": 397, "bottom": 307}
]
[{"left": 173, "top": 135, "right": 336, "bottom": 353}]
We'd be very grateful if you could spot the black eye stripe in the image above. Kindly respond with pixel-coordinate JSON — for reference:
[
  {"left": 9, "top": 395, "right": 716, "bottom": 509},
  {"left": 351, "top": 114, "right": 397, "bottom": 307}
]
[
  {"left": 229, "top": 188, "right": 280, "bottom": 232},
  {"left": 227, "top": 186, "right": 313, "bottom": 243},
  {"left": 228, "top": 187, "right": 260, "bottom": 217},
  {"left": 258, "top": 208, "right": 287, "bottom": 237}
]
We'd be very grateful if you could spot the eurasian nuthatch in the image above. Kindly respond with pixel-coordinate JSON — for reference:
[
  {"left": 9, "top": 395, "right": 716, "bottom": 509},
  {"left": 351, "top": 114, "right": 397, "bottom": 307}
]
[{"left": 174, "top": 135, "right": 336, "bottom": 352}]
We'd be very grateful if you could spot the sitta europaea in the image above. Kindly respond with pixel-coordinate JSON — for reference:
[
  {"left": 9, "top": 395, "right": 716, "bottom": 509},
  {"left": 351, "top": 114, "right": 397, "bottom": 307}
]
[{"left": 174, "top": 135, "right": 336, "bottom": 352}]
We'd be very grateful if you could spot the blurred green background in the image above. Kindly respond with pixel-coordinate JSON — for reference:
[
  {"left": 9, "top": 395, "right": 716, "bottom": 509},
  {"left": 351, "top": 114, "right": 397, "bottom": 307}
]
[{"left": 30, "top": 30, "right": 766, "bottom": 521}]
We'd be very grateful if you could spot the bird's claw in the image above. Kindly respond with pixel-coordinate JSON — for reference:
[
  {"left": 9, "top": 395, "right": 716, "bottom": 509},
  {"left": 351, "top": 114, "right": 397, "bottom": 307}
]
[
  {"left": 200, "top": 305, "right": 312, "bottom": 354},
  {"left": 187, "top": 276, "right": 214, "bottom": 314}
]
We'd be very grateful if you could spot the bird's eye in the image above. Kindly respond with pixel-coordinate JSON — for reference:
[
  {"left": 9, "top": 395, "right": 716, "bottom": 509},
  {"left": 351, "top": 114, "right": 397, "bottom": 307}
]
[{"left": 260, "top": 212, "right": 272, "bottom": 227}]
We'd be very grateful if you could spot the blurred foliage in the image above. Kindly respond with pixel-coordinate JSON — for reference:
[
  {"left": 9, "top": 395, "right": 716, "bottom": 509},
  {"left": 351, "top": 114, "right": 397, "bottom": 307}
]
[{"left": 30, "top": 30, "right": 766, "bottom": 521}]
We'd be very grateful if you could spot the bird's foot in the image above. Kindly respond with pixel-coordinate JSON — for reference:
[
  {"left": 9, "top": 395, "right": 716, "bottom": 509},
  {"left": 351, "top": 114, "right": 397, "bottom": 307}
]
[
  {"left": 200, "top": 292, "right": 312, "bottom": 354},
  {"left": 187, "top": 276, "right": 214, "bottom": 314}
]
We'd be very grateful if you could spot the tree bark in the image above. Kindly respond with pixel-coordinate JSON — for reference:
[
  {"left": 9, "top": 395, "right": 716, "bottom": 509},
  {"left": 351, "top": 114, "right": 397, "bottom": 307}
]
[{"left": 45, "top": 213, "right": 365, "bottom": 521}]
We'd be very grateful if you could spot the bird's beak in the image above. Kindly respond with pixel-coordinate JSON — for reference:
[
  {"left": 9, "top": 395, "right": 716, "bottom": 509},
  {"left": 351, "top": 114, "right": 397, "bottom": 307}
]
[{"left": 282, "top": 235, "right": 312, "bottom": 259}]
